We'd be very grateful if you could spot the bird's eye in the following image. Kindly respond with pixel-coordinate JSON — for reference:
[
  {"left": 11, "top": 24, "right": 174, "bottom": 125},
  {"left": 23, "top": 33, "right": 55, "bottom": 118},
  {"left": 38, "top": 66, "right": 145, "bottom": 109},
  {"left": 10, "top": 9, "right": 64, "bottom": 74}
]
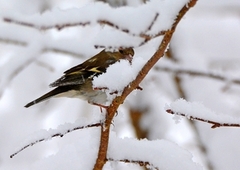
[{"left": 119, "top": 49, "right": 124, "bottom": 54}]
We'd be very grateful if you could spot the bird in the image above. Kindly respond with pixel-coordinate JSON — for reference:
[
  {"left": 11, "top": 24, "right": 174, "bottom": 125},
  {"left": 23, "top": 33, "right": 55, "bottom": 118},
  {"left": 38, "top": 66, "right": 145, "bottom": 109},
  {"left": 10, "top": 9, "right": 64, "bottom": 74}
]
[{"left": 24, "top": 48, "right": 135, "bottom": 108}]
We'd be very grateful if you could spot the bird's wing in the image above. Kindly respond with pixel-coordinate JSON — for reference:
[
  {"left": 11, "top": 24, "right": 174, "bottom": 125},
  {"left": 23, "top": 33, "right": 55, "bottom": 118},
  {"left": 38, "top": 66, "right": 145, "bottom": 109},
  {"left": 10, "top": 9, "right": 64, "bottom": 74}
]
[{"left": 50, "top": 50, "right": 118, "bottom": 87}]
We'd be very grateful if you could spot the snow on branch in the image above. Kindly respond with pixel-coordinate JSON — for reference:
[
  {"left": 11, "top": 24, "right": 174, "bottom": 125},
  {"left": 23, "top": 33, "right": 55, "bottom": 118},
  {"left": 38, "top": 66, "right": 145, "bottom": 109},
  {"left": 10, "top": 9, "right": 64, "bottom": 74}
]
[
  {"left": 3, "top": 17, "right": 90, "bottom": 31},
  {"left": 2, "top": 0, "right": 191, "bottom": 48},
  {"left": 108, "top": 134, "right": 202, "bottom": 170},
  {"left": 0, "top": 37, "right": 83, "bottom": 58},
  {"left": 108, "top": 158, "right": 158, "bottom": 170},
  {"left": 94, "top": 0, "right": 198, "bottom": 169},
  {"left": 166, "top": 99, "right": 240, "bottom": 128},
  {"left": 4, "top": 13, "right": 163, "bottom": 47},
  {"left": 0, "top": 37, "right": 27, "bottom": 46},
  {"left": 155, "top": 66, "right": 240, "bottom": 86},
  {"left": 10, "top": 122, "right": 102, "bottom": 158}
]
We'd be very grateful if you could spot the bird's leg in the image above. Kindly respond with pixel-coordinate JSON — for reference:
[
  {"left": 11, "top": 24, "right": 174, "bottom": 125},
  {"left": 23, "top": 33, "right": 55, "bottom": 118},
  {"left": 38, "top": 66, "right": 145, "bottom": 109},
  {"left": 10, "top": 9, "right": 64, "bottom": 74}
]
[{"left": 90, "top": 102, "right": 108, "bottom": 113}]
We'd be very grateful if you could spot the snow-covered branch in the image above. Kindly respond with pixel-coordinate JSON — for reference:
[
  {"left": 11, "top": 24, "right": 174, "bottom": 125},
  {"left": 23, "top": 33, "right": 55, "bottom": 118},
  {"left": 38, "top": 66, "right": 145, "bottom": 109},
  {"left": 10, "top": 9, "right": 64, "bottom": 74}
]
[
  {"left": 3, "top": 17, "right": 90, "bottom": 30},
  {"left": 166, "top": 99, "right": 240, "bottom": 128},
  {"left": 10, "top": 122, "right": 102, "bottom": 158},
  {"left": 155, "top": 66, "right": 240, "bottom": 86},
  {"left": 4, "top": 12, "right": 163, "bottom": 47},
  {"left": 94, "top": 0, "right": 198, "bottom": 169},
  {"left": 167, "top": 109, "right": 240, "bottom": 128}
]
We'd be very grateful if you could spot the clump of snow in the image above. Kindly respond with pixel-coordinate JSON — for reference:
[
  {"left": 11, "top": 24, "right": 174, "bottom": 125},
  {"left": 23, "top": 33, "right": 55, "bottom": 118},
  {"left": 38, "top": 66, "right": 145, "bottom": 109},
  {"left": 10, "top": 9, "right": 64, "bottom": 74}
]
[
  {"left": 11, "top": 114, "right": 103, "bottom": 157},
  {"left": 92, "top": 56, "right": 146, "bottom": 101},
  {"left": 108, "top": 132, "right": 202, "bottom": 170},
  {"left": 29, "top": 128, "right": 100, "bottom": 170}
]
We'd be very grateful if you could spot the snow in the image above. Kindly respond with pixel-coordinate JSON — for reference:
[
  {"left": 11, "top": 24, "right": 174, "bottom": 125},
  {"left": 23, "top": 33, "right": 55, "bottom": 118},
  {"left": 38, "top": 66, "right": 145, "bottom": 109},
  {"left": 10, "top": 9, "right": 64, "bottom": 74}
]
[
  {"left": 92, "top": 55, "right": 146, "bottom": 99},
  {"left": 12, "top": 127, "right": 202, "bottom": 170},
  {"left": 166, "top": 98, "right": 240, "bottom": 125},
  {"left": 1, "top": 0, "right": 240, "bottom": 170},
  {"left": 1, "top": 0, "right": 189, "bottom": 34},
  {"left": 108, "top": 132, "right": 202, "bottom": 170},
  {"left": 28, "top": 127, "right": 101, "bottom": 170}
]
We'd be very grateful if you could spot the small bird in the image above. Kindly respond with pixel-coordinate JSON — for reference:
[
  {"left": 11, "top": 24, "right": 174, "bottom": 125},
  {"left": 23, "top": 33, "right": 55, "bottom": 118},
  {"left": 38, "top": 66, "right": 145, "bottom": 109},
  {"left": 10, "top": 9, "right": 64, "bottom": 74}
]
[{"left": 25, "top": 48, "right": 134, "bottom": 108}]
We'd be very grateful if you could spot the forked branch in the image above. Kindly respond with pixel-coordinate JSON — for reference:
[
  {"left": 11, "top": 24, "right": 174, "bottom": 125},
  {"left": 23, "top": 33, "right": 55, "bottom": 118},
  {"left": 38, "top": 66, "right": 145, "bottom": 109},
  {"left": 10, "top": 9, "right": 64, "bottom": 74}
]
[
  {"left": 10, "top": 122, "right": 101, "bottom": 158},
  {"left": 93, "top": 0, "right": 198, "bottom": 169},
  {"left": 4, "top": 13, "right": 163, "bottom": 47}
]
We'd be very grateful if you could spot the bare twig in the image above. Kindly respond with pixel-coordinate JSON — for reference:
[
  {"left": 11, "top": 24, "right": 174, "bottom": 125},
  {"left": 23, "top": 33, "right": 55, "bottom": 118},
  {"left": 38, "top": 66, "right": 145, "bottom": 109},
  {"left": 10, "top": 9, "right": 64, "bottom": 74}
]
[
  {"left": 4, "top": 13, "right": 164, "bottom": 49},
  {"left": 0, "top": 37, "right": 27, "bottom": 46},
  {"left": 3, "top": 18, "right": 90, "bottom": 30},
  {"left": 108, "top": 158, "right": 158, "bottom": 170},
  {"left": 155, "top": 66, "right": 240, "bottom": 85},
  {"left": 0, "top": 37, "right": 84, "bottom": 58},
  {"left": 166, "top": 109, "right": 240, "bottom": 128},
  {"left": 10, "top": 122, "right": 101, "bottom": 158},
  {"left": 96, "top": 13, "right": 166, "bottom": 48}
]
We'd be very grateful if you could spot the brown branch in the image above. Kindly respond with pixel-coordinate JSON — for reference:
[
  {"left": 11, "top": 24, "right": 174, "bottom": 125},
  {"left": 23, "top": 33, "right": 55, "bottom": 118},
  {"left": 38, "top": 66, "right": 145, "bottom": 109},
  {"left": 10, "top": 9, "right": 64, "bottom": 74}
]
[
  {"left": 93, "top": 1, "right": 198, "bottom": 169},
  {"left": 108, "top": 158, "right": 158, "bottom": 170},
  {"left": 145, "top": 13, "right": 159, "bottom": 33},
  {"left": 0, "top": 37, "right": 84, "bottom": 58},
  {"left": 4, "top": 13, "right": 165, "bottom": 48},
  {"left": 3, "top": 18, "right": 90, "bottom": 30},
  {"left": 94, "top": 45, "right": 134, "bottom": 49},
  {"left": 0, "top": 37, "right": 27, "bottom": 46},
  {"left": 97, "top": 13, "right": 166, "bottom": 48},
  {"left": 166, "top": 109, "right": 240, "bottom": 128},
  {"left": 155, "top": 66, "right": 240, "bottom": 85},
  {"left": 98, "top": 13, "right": 162, "bottom": 40},
  {"left": 10, "top": 122, "right": 101, "bottom": 158}
]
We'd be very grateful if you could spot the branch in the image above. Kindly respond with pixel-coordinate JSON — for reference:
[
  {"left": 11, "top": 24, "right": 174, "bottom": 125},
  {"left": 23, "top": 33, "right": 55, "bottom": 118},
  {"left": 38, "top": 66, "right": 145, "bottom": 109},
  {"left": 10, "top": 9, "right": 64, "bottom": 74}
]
[
  {"left": 93, "top": 0, "right": 198, "bottom": 169},
  {"left": 108, "top": 158, "right": 158, "bottom": 170},
  {"left": 10, "top": 122, "right": 101, "bottom": 158},
  {"left": 0, "top": 37, "right": 27, "bottom": 46},
  {"left": 3, "top": 18, "right": 90, "bottom": 30},
  {"left": 96, "top": 13, "right": 166, "bottom": 48},
  {"left": 155, "top": 66, "right": 240, "bottom": 86},
  {"left": 166, "top": 109, "right": 240, "bottom": 128},
  {"left": 4, "top": 13, "right": 164, "bottom": 48}
]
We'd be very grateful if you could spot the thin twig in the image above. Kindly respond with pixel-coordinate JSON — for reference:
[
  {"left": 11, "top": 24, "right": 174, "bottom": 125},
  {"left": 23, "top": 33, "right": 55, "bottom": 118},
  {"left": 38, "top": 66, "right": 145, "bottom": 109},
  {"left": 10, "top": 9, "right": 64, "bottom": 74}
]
[
  {"left": 155, "top": 66, "right": 240, "bottom": 85},
  {"left": 4, "top": 13, "right": 164, "bottom": 48},
  {"left": 10, "top": 122, "right": 101, "bottom": 158},
  {"left": 166, "top": 109, "right": 240, "bottom": 128},
  {"left": 108, "top": 158, "right": 158, "bottom": 170},
  {"left": 3, "top": 18, "right": 90, "bottom": 30},
  {"left": 0, "top": 38, "right": 27, "bottom": 46}
]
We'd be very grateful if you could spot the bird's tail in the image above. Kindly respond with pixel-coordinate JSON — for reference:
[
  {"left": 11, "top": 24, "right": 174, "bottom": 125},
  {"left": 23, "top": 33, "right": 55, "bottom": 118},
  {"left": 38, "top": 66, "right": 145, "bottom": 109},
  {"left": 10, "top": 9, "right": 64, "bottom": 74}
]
[{"left": 24, "top": 86, "right": 73, "bottom": 108}]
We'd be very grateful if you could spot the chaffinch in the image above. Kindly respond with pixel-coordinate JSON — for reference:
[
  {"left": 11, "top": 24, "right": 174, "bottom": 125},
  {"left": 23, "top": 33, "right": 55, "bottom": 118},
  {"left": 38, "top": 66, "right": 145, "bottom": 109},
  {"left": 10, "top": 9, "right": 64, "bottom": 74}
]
[{"left": 25, "top": 48, "right": 134, "bottom": 108}]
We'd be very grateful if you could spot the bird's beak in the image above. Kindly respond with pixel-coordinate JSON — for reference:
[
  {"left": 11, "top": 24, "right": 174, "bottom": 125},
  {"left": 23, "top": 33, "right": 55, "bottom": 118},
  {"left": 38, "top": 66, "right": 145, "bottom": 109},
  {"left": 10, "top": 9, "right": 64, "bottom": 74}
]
[{"left": 125, "top": 54, "right": 133, "bottom": 63}]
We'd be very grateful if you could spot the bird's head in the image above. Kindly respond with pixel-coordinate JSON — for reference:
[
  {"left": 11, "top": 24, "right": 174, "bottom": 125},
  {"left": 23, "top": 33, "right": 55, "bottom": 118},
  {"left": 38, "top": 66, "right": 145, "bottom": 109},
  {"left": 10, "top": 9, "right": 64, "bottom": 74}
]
[{"left": 118, "top": 47, "right": 135, "bottom": 63}]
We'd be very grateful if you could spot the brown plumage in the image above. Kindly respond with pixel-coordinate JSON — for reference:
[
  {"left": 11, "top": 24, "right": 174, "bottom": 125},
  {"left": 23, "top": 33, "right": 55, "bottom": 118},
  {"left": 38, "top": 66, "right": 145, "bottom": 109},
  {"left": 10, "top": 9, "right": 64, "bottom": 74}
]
[{"left": 25, "top": 48, "right": 134, "bottom": 108}]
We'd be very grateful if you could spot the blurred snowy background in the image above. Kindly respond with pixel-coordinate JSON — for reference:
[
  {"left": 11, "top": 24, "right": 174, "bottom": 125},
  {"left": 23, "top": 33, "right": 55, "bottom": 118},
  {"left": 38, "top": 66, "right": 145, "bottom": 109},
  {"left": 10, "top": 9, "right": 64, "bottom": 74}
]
[{"left": 0, "top": 0, "right": 240, "bottom": 169}]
